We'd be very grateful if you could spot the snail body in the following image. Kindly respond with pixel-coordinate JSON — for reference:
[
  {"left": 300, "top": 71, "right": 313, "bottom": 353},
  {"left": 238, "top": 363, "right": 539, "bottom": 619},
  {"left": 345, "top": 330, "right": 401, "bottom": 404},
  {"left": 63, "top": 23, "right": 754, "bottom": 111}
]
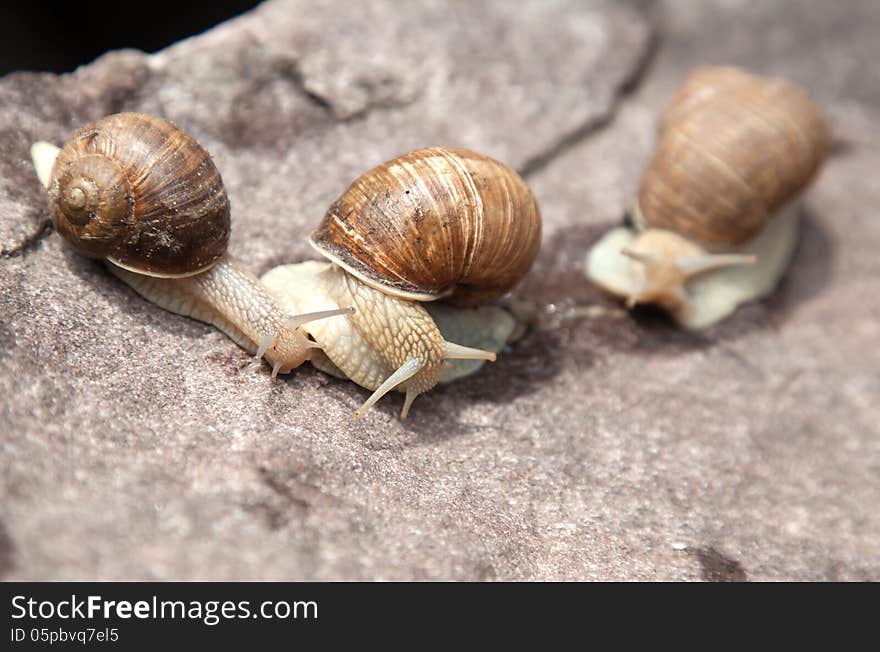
[
  {"left": 262, "top": 147, "right": 541, "bottom": 419},
  {"left": 586, "top": 66, "right": 829, "bottom": 329},
  {"left": 31, "top": 113, "right": 350, "bottom": 375}
]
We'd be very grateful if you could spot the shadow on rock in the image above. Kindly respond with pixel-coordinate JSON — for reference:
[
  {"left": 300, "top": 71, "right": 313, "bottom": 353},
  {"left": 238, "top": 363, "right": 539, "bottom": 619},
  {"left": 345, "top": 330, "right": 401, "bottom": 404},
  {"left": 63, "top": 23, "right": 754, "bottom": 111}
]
[
  {"left": 759, "top": 207, "right": 834, "bottom": 322},
  {"left": 393, "top": 224, "right": 615, "bottom": 439},
  {"left": 318, "top": 226, "right": 610, "bottom": 440},
  {"left": 338, "top": 324, "right": 575, "bottom": 445},
  {"left": 513, "top": 222, "right": 645, "bottom": 352},
  {"left": 693, "top": 206, "right": 834, "bottom": 343},
  {"left": 517, "top": 221, "right": 716, "bottom": 356},
  {"left": 689, "top": 546, "right": 748, "bottom": 582},
  {"left": 540, "top": 207, "right": 835, "bottom": 359},
  {"left": 0, "top": 520, "right": 16, "bottom": 579},
  {"left": 57, "top": 248, "right": 222, "bottom": 348},
  {"left": 517, "top": 222, "right": 611, "bottom": 309},
  {"left": 433, "top": 326, "right": 572, "bottom": 412}
]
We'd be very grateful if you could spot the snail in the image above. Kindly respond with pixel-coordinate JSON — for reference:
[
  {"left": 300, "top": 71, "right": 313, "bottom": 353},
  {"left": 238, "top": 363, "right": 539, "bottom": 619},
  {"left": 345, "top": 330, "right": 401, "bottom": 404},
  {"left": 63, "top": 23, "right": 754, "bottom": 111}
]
[
  {"left": 30, "top": 112, "right": 351, "bottom": 376},
  {"left": 585, "top": 66, "right": 829, "bottom": 329},
  {"left": 261, "top": 147, "right": 542, "bottom": 419}
]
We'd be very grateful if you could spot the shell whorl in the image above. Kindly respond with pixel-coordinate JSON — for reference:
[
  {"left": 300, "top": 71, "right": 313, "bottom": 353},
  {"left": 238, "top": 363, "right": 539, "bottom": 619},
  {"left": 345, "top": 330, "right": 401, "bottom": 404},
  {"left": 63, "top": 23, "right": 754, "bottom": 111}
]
[
  {"left": 50, "top": 153, "right": 133, "bottom": 259},
  {"left": 309, "top": 147, "right": 541, "bottom": 307},
  {"left": 48, "top": 113, "right": 230, "bottom": 277},
  {"left": 636, "top": 66, "right": 829, "bottom": 246}
]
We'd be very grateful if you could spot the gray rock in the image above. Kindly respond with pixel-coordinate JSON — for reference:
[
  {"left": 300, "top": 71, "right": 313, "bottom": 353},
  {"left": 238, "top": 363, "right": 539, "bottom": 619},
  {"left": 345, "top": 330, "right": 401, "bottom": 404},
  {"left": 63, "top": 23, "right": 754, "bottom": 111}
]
[{"left": 0, "top": 0, "right": 876, "bottom": 580}]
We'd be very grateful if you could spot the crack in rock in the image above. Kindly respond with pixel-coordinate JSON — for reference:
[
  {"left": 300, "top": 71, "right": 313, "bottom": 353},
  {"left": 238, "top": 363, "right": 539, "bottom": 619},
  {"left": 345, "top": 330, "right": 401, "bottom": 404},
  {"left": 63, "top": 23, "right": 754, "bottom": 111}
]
[
  {"left": 0, "top": 219, "right": 52, "bottom": 259},
  {"left": 690, "top": 547, "right": 749, "bottom": 582},
  {"left": 0, "top": 521, "right": 15, "bottom": 579},
  {"left": 519, "top": 29, "right": 659, "bottom": 179}
]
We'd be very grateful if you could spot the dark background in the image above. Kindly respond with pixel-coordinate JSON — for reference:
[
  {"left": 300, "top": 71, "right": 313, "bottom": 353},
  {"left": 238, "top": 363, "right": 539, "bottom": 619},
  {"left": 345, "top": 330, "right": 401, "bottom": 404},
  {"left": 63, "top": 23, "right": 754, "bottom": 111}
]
[{"left": 0, "top": 1, "right": 261, "bottom": 75}]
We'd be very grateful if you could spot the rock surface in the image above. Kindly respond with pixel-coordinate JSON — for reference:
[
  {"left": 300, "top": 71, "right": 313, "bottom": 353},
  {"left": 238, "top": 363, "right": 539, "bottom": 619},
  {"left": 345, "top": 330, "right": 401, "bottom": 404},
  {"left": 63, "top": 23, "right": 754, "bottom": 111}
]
[{"left": 1, "top": 0, "right": 877, "bottom": 580}]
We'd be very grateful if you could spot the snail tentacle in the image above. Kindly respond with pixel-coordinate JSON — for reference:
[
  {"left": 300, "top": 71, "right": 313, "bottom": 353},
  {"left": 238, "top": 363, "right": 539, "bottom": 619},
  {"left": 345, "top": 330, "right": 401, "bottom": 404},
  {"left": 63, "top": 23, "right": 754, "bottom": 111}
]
[
  {"left": 255, "top": 305, "right": 355, "bottom": 359},
  {"left": 354, "top": 357, "right": 423, "bottom": 420},
  {"left": 401, "top": 390, "right": 418, "bottom": 420},
  {"left": 31, "top": 142, "right": 61, "bottom": 189},
  {"left": 285, "top": 306, "right": 355, "bottom": 329},
  {"left": 443, "top": 340, "right": 497, "bottom": 362},
  {"left": 254, "top": 333, "right": 279, "bottom": 362},
  {"left": 621, "top": 244, "right": 755, "bottom": 311},
  {"left": 675, "top": 253, "right": 757, "bottom": 276},
  {"left": 256, "top": 306, "right": 355, "bottom": 376}
]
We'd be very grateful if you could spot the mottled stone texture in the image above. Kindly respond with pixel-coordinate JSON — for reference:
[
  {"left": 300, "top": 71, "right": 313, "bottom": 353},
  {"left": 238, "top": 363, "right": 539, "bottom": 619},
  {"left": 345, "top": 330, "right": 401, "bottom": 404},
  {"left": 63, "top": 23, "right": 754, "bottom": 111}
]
[{"left": 0, "top": 0, "right": 877, "bottom": 580}]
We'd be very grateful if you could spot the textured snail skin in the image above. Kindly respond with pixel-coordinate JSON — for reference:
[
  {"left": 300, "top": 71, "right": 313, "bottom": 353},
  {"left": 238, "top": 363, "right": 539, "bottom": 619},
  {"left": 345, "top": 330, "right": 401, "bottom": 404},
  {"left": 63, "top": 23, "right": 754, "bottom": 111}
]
[
  {"left": 266, "top": 263, "right": 444, "bottom": 400},
  {"left": 261, "top": 262, "right": 517, "bottom": 419},
  {"left": 263, "top": 147, "right": 540, "bottom": 419},
  {"left": 31, "top": 114, "right": 350, "bottom": 376},
  {"left": 586, "top": 66, "right": 829, "bottom": 329},
  {"left": 109, "top": 257, "right": 331, "bottom": 375}
]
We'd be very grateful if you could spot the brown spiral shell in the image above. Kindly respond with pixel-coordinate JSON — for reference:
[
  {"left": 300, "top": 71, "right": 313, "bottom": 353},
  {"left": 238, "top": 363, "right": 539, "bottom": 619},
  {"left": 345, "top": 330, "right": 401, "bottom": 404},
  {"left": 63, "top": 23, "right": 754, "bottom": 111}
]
[
  {"left": 48, "top": 113, "right": 230, "bottom": 277},
  {"left": 636, "top": 66, "right": 830, "bottom": 246},
  {"left": 309, "top": 147, "right": 541, "bottom": 307}
]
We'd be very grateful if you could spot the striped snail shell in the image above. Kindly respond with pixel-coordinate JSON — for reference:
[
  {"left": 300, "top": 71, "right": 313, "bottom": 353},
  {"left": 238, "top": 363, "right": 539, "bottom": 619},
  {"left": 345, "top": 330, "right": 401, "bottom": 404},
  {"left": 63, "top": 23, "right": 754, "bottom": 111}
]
[
  {"left": 309, "top": 147, "right": 542, "bottom": 306},
  {"left": 636, "top": 65, "right": 830, "bottom": 247},
  {"left": 48, "top": 112, "right": 230, "bottom": 277}
]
